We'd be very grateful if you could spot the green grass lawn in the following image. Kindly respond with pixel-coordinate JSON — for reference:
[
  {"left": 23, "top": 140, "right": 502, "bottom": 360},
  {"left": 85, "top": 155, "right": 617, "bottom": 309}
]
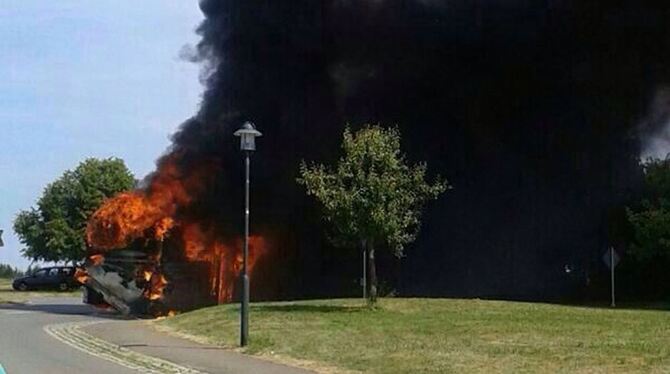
[
  {"left": 0, "top": 278, "right": 79, "bottom": 304},
  {"left": 159, "top": 298, "right": 670, "bottom": 373}
]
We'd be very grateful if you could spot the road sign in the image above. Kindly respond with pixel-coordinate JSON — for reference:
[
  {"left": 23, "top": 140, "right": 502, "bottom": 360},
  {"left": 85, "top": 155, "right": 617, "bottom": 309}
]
[{"left": 602, "top": 247, "right": 619, "bottom": 269}]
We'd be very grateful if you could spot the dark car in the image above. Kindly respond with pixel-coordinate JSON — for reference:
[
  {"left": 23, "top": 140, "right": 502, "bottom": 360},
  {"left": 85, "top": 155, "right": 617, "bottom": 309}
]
[{"left": 12, "top": 266, "right": 80, "bottom": 291}]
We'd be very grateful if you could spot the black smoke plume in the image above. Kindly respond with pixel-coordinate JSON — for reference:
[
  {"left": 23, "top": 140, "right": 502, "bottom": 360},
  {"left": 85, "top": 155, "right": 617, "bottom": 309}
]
[{"left": 155, "top": 1, "right": 670, "bottom": 300}]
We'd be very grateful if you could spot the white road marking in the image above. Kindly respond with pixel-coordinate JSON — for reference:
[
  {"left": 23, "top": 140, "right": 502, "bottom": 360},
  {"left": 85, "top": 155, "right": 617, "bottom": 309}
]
[{"left": 44, "top": 321, "right": 207, "bottom": 374}]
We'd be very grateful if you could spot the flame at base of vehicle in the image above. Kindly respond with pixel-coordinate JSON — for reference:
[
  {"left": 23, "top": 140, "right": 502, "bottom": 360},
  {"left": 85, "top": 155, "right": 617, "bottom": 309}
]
[{"left": 76, "top": 235, "right": 268, "bottom": 316}]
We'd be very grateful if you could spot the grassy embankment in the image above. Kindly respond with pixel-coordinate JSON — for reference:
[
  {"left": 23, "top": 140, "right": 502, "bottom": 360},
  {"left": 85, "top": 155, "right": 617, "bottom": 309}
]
[
  {"left": 159, "top": 298, "right": 670, "bottom": 373},
  {"left": 0, "top": 278, "right": 79, "bottom": 304}
]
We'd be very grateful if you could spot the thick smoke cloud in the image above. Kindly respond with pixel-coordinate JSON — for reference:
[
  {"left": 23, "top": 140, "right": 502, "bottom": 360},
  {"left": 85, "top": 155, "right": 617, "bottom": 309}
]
[
  {"left": 158, "top": 1, "right": 670, "bottom": 299},
  {"left": 640, "top": 88, "right": 670, "bottom": 160}
]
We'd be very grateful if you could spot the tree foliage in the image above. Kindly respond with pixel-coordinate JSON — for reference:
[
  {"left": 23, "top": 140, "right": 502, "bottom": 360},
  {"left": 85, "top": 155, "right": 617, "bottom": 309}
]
[
  {"left": 627, "top": 157, "right": 670, "bottom": 261},
  {"left": 298, "top": 125, "right": 448, "bottom": 302},
  {"left": 13, "top": 158, "right": 135, "bottom": 263},
  {"left": 0, "top": 263, "right": 23, "bottom": 279}
]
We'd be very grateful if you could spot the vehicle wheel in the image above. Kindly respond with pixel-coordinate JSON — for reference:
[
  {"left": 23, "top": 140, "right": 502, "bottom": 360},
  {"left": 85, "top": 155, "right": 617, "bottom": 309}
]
[
  {"left": 58, "top": 282, "right": 69, "bottom": 292},
  {"left": 17, "top": 282, "right": 28, "bottom": 291},
  {"left": 82, "top": 286, "right": 105, "bottom": 305}
]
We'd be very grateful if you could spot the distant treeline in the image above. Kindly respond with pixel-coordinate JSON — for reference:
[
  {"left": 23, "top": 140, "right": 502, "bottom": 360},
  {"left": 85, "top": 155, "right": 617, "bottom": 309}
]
[{"left": 0, "top": 263, "right": 26, "bottom": 279}]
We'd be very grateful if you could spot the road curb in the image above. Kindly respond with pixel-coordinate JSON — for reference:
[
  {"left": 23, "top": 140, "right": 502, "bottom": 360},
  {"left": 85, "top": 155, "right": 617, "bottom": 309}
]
[{"left": 44, "top": 321, "right": 206, "bottom": 374}]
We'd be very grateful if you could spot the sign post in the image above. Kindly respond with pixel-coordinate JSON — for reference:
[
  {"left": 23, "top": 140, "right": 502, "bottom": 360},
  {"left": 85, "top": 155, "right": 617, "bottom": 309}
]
[{"left": 603, "top": 247, "right": 620, "bottom": 308}]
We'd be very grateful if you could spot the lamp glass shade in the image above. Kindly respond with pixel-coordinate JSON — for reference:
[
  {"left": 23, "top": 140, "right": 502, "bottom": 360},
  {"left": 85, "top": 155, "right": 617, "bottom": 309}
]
[
  {"left": 234, "top": 122, "right": 262, "bottom": 151},
  {"left": 240, "top": 133, "right": 256, "bottom": 151}
]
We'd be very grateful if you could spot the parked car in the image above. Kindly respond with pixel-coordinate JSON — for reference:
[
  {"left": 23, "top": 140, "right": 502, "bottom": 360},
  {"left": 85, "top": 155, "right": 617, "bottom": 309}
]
[{"left": 12, "top": 266, "right": 80, "bottom": 291}]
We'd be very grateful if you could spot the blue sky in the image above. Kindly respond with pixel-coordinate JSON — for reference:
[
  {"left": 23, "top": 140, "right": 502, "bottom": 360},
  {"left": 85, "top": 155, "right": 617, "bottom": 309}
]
[{"left": 0, "top": 1, "right": 204, "bottom": 269}]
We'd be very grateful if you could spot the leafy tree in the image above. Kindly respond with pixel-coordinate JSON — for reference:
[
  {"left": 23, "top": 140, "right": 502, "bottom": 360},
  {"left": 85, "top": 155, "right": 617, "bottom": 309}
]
[
  {"left": 13, "top": 158, "right": 134, "bottom": 263},
  {"left": 627, "top": 157, "right": 670, "bottom": 261},
  {"left": 13, "top": 209, "right": 49, "bottom": 261},
  {"left": 0, "top": 263, "right": 23, "bottom": 279},
  {"left": 24, "top": 264, "right": 41, "bottom": 276},
  {"left": 298, "top": 125, "right": 448, "bottom": 303}
]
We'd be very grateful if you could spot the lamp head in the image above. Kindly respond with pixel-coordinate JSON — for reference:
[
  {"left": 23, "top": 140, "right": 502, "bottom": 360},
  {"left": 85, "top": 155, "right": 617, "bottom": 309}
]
[{"left": 234, "top": 122, "right": 262, "bottom": 151}]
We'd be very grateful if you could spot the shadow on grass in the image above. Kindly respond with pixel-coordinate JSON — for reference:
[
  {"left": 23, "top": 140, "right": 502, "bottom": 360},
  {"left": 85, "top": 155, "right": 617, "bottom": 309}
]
[
  {"left": 250, "top": 303, "right": 369, "bottom": 314},
  {"left": 549, "top": 300, "right": 670, "bottom": 312},
  {"left": 465, "top": 294, "right": 670, "bottom": 312}
]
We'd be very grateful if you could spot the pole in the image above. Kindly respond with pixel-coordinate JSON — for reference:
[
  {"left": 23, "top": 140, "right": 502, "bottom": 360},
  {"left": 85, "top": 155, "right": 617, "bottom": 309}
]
[
  {"left": 610, "top": 247, "right": 616, "bottom": 308},
  {"left": 241, "top": 152, "right": 250, "bottom": 346}
]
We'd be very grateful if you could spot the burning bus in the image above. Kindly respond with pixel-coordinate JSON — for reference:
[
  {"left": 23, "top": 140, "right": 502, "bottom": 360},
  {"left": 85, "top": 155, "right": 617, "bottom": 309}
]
[{"left": 75, "top": 156, "right": 268, "bottom": 316}]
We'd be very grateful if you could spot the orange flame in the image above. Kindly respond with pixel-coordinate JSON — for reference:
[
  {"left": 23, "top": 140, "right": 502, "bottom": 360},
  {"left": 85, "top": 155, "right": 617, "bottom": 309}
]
[
  {"left": 86, "top": 156, "right": 212, "bottom": 251},
  {"left": 216, "top": 236, "right": 268, "bottom": 303},
  {"left": 74, "top": 267, "right": 89, "bottom": 284},
  {"left": 74, "top": 254, "right": 104, "bottom": 284},
  {"left": 86, "top": 192, "right": 170, "bottom": 250},
  {"left": 90, "top": 254, "right": 104, "bottom": 266},
  {"left": 181, "top": 223, "right": 210, "bottom": 261},
  {"left": 145, "top": 273, "right": 168, "bottom": 301},
  {"left": 84, "top": 153, "right": 270, "bottom": 310},
  {"left": 178, "top": 223, "right": 269, "bottom": 303},
  {"left": 154, "top": 217, "right": 175, "bottom": 242}
]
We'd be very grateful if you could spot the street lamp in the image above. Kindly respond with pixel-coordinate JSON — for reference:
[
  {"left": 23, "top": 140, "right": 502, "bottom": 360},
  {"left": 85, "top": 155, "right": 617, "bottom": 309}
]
[{"left": 234, "top": 121, "right": 262, "bottom": 347}]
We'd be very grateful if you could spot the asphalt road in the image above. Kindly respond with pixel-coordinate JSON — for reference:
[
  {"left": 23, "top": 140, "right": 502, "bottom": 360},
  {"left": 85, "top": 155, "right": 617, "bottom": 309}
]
[
  {"left": 0, "top": 296, "right": 313, "bottom": 374},
  {"left": 0, "top": 296, "right": 138, "bottom": 374}
]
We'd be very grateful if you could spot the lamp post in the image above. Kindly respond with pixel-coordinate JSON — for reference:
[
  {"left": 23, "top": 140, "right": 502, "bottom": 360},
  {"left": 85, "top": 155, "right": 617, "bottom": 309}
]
[{"left": 234, "top": 121, "right": 262, "bottom": 347}]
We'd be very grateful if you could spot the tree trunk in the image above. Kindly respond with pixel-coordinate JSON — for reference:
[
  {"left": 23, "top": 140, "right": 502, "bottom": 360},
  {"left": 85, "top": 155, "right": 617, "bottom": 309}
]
[
  {"left": 361, "top": 239, "right": 367, "bottom": 301},
  {"left": 367, "top": 239, "right": 378, "bottom": 304}
]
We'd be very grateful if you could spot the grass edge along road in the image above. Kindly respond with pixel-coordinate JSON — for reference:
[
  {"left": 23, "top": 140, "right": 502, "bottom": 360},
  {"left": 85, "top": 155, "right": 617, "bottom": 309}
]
[
  {"left": 159, "top": 298, "right": 670, "bottom": 374},
  {"left": 0, "top": 278, "right": 79, "bottom": 304}
]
